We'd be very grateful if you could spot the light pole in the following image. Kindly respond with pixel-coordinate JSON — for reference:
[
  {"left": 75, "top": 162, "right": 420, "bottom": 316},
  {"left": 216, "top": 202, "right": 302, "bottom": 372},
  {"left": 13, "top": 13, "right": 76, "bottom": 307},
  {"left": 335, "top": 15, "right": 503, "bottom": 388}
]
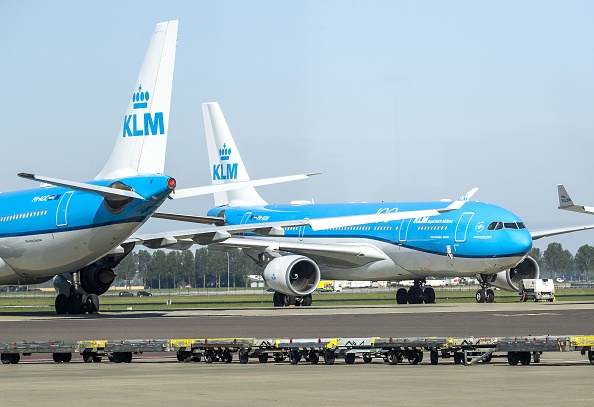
[{"left": 227, "top": 252, "right": 230, "bottom": 291}]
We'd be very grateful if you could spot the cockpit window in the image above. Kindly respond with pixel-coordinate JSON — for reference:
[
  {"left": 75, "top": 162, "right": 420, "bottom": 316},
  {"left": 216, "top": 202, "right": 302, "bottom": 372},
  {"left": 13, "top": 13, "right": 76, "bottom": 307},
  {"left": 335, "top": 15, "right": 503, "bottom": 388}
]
[{"left": 488, "top": 221, "right": 525, "bottom": 230}]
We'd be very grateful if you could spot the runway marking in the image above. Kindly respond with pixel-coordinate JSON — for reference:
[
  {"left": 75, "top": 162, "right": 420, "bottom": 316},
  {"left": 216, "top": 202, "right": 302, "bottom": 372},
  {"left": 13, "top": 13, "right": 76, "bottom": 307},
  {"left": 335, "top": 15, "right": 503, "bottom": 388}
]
[{"left": 491, "top": 312, "right": 561, "bottom": 317}]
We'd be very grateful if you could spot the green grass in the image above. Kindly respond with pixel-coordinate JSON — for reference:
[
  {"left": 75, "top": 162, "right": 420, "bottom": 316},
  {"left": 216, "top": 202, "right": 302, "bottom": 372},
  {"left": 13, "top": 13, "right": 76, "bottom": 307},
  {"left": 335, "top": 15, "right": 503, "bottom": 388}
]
[{"left": 0, "top": 287, "right": 593, "bottom": 313}]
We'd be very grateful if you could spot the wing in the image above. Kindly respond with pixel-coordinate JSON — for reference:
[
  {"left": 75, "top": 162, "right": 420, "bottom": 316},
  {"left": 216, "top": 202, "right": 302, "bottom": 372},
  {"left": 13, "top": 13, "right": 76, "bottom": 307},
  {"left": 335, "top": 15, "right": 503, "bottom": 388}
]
[{"left": 531, "top": 224, "right": 594, "bottom": 240}]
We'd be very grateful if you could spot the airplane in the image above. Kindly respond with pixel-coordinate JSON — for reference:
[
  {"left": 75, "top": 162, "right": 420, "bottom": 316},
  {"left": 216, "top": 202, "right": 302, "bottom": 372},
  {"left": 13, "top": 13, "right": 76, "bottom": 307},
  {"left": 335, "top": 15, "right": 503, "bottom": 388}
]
[
  {"left": 0, "top": 21, "right": 314, "bottom": 315},
  {"left": 141, "top": 102, "right": 594, "bottom": 306}
]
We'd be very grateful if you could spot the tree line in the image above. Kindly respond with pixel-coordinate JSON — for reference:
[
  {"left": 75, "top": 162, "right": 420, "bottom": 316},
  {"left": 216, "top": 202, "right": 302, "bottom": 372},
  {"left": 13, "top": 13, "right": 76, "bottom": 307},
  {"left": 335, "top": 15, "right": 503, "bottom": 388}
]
[{"left": 114, "top": 242, "right": 594, "bottom": 289}]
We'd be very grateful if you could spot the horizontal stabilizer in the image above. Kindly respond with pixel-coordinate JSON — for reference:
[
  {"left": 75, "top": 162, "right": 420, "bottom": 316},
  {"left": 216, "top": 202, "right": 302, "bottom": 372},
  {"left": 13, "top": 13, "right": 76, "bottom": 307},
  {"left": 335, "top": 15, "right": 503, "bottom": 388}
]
[
  {"left": 171, "top": 173, "right": 319, "bottom": 200},
  {"left": 18, "top": 173, "right": 145, "bottom": 200},
  {"left": 152, "top": 212, "right": 225, "bottom": 225}
]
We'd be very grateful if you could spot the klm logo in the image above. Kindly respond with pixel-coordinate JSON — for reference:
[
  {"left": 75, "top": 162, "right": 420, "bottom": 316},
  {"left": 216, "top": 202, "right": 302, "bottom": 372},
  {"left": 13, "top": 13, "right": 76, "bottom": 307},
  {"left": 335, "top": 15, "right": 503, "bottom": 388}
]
[
  {"left": 123, "top": 85, "right": 164, "bottom": 137},
  {"left": 212, "top": 142, "right": 238, "bottom": 180},
  {"left": 560, "top": 195, "right": 571, "bottom": 203}
]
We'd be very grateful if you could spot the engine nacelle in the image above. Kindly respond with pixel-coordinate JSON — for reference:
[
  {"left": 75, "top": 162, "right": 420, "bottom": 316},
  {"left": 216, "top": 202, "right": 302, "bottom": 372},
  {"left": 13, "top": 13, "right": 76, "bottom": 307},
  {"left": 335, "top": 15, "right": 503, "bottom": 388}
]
[
  {"left": 79, "top": 266, "right": 116, "bottom": 296},
  {"left": 491, "top": 256, "right": 540, "bottom": 292},
  {"left": 262, "top": 255, "right": 321, "bottom": 296}
]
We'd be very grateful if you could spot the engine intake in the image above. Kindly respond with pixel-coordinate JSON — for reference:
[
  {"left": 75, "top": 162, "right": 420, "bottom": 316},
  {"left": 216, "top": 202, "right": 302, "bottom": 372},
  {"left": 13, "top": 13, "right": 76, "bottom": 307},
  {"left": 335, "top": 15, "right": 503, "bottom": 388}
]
[
  {"left": 80, "top": 266, "right": 116, "bottom": 296},
  {"left": 491, "top": 256, "right": 540, "bottom": 292},
  {"left": 263, "top": 255, "right": 321, "bottom": 296}
]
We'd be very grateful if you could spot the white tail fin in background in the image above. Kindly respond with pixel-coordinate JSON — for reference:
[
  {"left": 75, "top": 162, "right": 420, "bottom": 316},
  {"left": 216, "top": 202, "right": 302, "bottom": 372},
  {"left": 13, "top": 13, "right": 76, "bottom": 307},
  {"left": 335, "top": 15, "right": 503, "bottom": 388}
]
[
  {"left": 95, "top": 20, "right": 178, "bottom": 180},
  {"left": 203, "top": 102, "right": 267, "bottom": 207}
]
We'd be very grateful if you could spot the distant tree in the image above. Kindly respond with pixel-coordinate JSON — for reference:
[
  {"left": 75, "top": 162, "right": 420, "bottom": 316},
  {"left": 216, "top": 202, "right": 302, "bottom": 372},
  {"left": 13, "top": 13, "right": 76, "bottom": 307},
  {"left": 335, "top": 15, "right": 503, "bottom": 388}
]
[
  {"left": 575, "top": 244, "right": 594, "bottom": 281},
  {"left": 543, "top": 242, "right": 574, "bottom": 278},
  {"left": 114, "top": 252, "right": 137, "bottom": 288}
]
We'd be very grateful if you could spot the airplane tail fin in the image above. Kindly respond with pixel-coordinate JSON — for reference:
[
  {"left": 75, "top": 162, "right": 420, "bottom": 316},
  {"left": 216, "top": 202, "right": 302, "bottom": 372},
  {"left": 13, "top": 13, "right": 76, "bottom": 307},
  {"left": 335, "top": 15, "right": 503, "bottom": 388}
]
[
  {"left": 557, "top": 184, "right": 575, "bottom": 209},
  {"left": 202, "top": 102, "right": 268, "bottom": 207},
  {"left": 95, "top": 20, "right": 178, "bottom": 180}
]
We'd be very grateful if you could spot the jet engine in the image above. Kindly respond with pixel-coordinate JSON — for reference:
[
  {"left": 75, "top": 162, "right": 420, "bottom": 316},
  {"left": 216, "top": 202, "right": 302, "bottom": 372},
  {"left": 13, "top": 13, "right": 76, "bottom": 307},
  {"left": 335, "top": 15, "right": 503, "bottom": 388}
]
[
  {"left": 491, "top": 256, "right": 540, "bottom": 292},
  {"left": 79, "top": 265, "right": 116, "bottom": 295},
  {"left": 262, "top": 255, "right": 321, "bottom": 296}
]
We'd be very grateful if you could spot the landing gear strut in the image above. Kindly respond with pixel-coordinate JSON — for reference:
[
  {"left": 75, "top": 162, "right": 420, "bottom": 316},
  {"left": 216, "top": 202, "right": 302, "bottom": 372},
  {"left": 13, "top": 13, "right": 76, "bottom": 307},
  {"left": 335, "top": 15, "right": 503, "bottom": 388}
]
[
  {"left": 476, "top": 274, "right": 495, "bottom": 303},
  {"left": 396, "top": 279, "right": 435, "bottom": 305}
]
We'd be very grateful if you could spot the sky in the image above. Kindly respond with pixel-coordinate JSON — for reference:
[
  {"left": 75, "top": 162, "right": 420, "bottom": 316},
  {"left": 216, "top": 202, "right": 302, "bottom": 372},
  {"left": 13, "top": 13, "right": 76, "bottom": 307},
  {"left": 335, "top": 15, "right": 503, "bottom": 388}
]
[{"left": 2, "top": 0, "right": 594, "bottom": 254}]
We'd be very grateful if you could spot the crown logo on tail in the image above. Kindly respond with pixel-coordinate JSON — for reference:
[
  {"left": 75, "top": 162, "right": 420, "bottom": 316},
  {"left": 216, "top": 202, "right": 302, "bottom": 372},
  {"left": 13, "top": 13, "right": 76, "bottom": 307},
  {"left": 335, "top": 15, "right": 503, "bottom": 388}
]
[
  {"left": 132, "top": 85, "right": 150, "bottom": 109},
  {"left": 219, "top": 143, "right": 232, "bottom": 161}
]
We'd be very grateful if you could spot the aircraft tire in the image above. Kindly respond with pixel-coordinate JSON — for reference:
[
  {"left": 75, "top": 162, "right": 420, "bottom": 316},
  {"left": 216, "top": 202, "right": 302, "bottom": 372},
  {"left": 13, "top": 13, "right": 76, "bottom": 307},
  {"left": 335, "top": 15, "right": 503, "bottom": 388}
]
[
  {"left": 302, "top": 294, "right": 312, "bottom": 306},
  {"left": 407, "top": 287, "right": 421, "bottom": 304},
  {"left": 475, "top": 290, "right": 486, "bottom": 303},
  {"left": 67, "top": 295, "right": 81, "bottom": 315},
  {"left": 86, "top": 293, "right": 100, "bottom": 314},
  {"left": 55, "top": 294, "right": 69, "bottom": 315},
  {"left": 486, "top": 289, "right": 495, "bottom": 303},
  {"left": 424, "top": 287, "right": 436, "bottom": 304},
  {"left": 396, "top": 288, "right": 408, "bottom": 304}
]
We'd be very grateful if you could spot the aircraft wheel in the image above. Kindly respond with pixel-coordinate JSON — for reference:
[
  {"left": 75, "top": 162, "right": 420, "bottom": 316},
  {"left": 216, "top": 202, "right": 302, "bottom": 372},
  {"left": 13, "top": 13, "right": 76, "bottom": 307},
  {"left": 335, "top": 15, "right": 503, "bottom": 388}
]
[
  {"left": 302, "top": 294, "right": 313, "bottom": 306},
  {"left": 475, "top": 290, "right": 486, "bottom": 303},
  {"left": 407, "top": 287, "right": 421, "bottom": 304},
  {"left": 396, "top": 288, "right": 408, "bottom": 304},
  {"left": 55, "top": 294, "right": 69, "bottom": 315},
  {"left": 86, "top": 294, "right": 100, "bottom": 314},
  {"left": 424, "top": 287, "right": 436, "bottom": 304},
  {"left": 345, "top": 353, "right": 356, "bottom": 364},
  {"left": 272, "top": 292, "right": 285, "bottom": 307},
  {"left": 67, "top": 295, "right": 82, "bottom": 315},
  {"left": 486, "top": 289, "right": 495, "bottom": 303}
]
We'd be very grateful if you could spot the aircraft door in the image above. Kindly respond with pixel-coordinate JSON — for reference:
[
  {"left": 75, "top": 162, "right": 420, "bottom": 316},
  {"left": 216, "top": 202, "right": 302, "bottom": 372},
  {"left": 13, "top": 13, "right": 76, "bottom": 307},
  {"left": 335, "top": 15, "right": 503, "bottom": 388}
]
[
  {"left": 454, "top": 212, "right": 474, "bottom": 242},
  {"left": 399, "top": 218, "right": 412, "bottom": 242},
  {"left": 56, "top": 191, "right": 74, "bottom": 227},
  {"left": 298, "top": 226, "right": 305, "bottom": 241},
  {"left": 238, "top": 212, "right": 252, "bottom": 236}
]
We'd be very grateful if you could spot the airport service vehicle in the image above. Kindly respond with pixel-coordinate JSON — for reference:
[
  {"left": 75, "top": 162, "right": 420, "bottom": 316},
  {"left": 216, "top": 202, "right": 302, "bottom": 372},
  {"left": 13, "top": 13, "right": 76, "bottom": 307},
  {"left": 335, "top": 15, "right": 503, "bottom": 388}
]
[{"left": 519, "top": 279, "right": 555, "bottom": 302}]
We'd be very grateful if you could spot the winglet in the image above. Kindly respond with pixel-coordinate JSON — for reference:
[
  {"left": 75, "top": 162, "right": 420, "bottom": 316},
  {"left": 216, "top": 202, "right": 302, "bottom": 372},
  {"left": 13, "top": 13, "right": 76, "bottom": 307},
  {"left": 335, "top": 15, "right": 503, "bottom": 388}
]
[
  {"left": 557, "top": 184, "right": 594, "bottom": 214},
  {"left": 438, "top": 187, "right": 479, "bottom": 213}
]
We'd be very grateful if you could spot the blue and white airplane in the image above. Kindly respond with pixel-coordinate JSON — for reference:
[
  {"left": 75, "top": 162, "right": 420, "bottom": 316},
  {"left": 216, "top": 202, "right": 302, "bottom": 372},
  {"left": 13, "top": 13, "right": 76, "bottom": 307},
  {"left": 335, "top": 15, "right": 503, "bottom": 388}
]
[
  {"left": 146, "top": 102, "right": 594, "bottom": 306},
  {"left": 0, "top": 21, "right": 314, "bottom": 315}
]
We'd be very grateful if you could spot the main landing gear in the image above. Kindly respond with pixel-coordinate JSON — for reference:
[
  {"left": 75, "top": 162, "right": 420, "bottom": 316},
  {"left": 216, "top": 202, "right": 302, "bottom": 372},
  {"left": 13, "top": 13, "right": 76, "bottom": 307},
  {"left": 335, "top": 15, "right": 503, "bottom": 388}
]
[
  {"left": 396, "top": 279, "right": 436, "bottom": 305},
  {"left": 53, "top": 272, "right": 101, "bottom": 315},
  {"left": 272, "top": 292, "right": 313, "bottom": 307},
  {"left": 476, "top": 274, "right": 495, "bottom": 303}
]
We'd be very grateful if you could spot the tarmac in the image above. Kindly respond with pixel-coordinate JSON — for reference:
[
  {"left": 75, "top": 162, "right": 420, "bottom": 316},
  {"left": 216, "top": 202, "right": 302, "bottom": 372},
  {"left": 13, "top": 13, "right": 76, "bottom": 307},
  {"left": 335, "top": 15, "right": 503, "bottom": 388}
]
[{"left": 1, "top": 301, "right": 593, "bottom": 406}]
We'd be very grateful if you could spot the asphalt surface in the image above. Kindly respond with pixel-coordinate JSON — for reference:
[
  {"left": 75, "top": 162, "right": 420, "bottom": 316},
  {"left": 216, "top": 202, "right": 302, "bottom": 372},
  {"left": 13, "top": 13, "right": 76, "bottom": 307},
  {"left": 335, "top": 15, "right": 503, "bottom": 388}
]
[{"left": 1, "top": 302, "right": 593, "bottom": 406}]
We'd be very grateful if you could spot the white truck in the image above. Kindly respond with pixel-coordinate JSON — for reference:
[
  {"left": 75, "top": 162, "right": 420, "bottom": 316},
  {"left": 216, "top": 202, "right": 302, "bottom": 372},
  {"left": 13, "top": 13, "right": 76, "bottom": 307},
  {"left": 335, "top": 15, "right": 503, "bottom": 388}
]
[{"left": 519, "top": 279, "right": 555, "bottom": 302}]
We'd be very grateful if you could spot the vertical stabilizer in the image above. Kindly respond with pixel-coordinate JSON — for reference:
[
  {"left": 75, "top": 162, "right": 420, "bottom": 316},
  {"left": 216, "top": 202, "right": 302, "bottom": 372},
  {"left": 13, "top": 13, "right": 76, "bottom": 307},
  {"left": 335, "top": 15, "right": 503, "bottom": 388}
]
[
  {"left": 95, "top": 20, "right": 178, "bottom": 180},
  {"left": 203, "top": 102, "right": 267, "bottom": 207}
]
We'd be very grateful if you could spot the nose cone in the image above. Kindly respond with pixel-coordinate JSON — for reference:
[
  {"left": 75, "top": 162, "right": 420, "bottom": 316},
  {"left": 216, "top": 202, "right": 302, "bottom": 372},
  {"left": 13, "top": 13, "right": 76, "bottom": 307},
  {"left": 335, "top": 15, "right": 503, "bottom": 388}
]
[{"left": 512, "top": 229, "right": 533, "bottom": 255}]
